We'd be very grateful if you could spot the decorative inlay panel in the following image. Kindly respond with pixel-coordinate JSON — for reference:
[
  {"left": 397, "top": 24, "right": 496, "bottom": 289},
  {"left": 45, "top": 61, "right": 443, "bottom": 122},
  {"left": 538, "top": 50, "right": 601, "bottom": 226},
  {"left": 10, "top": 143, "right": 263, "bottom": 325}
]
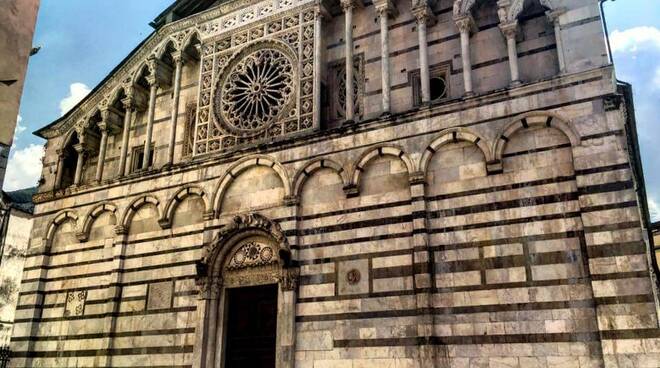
[
  {"left": 147, "top": 281, "right": 174, "bottom": 310},
  {"left": 194, "top": 7, "right": 318, "bottom": 155},
  {"left": 64, "top": 290, "right": 87, "bottom": 317}
]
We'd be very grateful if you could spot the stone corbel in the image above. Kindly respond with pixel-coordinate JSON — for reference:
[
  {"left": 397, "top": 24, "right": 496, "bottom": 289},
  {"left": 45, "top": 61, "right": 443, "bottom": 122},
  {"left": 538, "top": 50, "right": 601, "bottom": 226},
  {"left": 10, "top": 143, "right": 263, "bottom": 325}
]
[
  {"left": 283, "top": 195, "right": 299, "bottom": 207},
  {"left": 486, "top": 160, "right": 503, "bottom": 175},
  {"left": 203, "top": 210, "right": 216, "bottom": 221},
  {"left": 343, "top": 183, "right": 359, "bottom": 198},
  {"left": 147, "top": 57, "right": 173, "bottom": 88},
  {"left": 114, "top": 225, "right": 128, "bottom": 235},
  {"left": 409, "top": 171, "right": 426, "bottom": 186},
  {"left": 99, "top": 107, "right": 123, "bottom": 135}
]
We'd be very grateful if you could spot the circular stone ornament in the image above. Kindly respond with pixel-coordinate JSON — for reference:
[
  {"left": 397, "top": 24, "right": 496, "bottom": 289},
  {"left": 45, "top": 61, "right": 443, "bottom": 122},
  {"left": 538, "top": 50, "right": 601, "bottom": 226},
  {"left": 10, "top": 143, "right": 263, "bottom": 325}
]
[
  {"left": 346, "top": 269, "right": 361, "bottom": 285},
  {"left": 215, "top": 46, "right": 295, "bottom": 136}
]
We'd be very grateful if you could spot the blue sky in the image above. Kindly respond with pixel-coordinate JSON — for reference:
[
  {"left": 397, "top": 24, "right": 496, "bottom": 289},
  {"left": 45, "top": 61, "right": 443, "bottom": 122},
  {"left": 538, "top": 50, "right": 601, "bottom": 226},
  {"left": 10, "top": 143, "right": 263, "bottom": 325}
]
[{"left": 5, "top": 0, "right": 660, "bottom": 218}]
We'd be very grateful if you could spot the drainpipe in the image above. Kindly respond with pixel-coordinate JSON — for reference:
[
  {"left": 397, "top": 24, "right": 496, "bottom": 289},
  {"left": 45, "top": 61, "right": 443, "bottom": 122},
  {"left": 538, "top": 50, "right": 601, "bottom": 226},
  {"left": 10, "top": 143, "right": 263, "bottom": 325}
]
[{"left": 599, "top": 0, "right": 614, "bottom": 64}]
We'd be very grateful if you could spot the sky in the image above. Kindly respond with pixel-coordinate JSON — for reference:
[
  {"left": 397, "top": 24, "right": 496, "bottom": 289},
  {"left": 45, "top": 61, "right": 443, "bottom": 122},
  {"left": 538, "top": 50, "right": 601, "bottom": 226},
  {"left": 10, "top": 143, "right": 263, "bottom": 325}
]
[{"left": 5, "top": 0, "right": 660, "bottom": 219}]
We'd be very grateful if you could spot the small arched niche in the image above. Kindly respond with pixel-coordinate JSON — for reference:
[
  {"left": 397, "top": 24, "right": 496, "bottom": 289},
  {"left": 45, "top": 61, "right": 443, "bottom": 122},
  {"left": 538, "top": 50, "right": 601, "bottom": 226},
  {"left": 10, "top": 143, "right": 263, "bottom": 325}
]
[{"left": 195, "top": 213, "right": 297, "bottom": 368}]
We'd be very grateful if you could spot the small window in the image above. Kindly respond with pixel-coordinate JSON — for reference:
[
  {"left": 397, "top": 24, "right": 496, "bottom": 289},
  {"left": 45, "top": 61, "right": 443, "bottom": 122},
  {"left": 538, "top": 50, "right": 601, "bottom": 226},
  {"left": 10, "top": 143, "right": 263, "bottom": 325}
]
[
  {"left": 131, "top": 144, "right": 154, "bottom": 173},
  {"left": 412, "top": 63, "right": 451, "bottom": 106}
]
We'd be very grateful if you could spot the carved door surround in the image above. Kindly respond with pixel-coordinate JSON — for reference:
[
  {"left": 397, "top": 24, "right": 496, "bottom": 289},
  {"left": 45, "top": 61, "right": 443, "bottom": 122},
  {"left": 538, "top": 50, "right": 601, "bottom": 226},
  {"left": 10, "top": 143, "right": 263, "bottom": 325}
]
[{"left": 193, "top": 213, "right": 298, "bottom": 368}]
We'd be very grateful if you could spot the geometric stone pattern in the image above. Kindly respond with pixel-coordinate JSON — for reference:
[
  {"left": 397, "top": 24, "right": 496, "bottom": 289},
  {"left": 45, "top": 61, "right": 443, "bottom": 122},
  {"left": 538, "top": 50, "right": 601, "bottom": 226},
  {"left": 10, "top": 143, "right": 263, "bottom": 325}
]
[{"left": 11, "top": 0, "right": 660, "bottom": 367}]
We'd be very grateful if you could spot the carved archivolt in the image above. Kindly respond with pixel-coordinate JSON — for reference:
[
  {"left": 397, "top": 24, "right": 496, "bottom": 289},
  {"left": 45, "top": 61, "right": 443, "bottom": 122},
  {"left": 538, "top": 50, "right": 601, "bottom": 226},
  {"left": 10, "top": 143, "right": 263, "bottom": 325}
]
[{"left": 197, "top": 213, "right": 294, "bottom": 294}]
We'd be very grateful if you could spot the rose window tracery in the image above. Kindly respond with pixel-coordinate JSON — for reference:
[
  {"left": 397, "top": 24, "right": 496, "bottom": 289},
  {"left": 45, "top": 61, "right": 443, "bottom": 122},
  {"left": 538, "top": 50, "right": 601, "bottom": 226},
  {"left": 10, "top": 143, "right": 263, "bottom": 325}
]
[{"left": 216, "top": 48, "right": 295, "bottom": 135}]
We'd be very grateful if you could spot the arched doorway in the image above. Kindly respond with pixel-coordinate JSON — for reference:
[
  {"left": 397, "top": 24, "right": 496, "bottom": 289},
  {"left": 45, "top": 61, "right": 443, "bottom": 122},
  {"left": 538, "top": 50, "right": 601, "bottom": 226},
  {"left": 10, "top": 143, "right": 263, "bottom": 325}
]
[{"left": 194, "top": 213, "right": 298, "bottom": 368}]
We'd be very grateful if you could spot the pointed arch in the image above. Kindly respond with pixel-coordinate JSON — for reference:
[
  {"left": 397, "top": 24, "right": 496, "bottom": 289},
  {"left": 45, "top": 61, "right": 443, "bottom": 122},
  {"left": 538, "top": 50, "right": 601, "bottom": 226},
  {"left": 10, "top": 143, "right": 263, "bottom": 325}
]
[
  {"left": 159, "top": 186, "right": 210, "bottom": 229},
  {"left": 508, "top": 0, "right": 555, "bottom": 21},
  {"left": 155, "top": 38, "right": 177, "bottom": 60},
  {"left": 211, "top": 155, "right": 292, "bottom": 216},
  {"left": 292, "top": 158, "right": 348, "bottom": 198},
  {"left": 181, "top": 30, "right": 202, "bottom": 52},
  {"left": 492, "top": 111, "right": 581, "bottom": 162},
  {"left": 119, "top": 195, "right": 161, "bottom": 231},
  {"left": 44, "top": 210, "right": 78, "bottom": 249},
  {"left": 349, "top": 145, "right": 415, "bottom": 192},
  {"left": 76, "top": 202, "right": 118, "bottom": 242},
  {"left": 420, "top": 127, "right": 492, "bottom": 175}
]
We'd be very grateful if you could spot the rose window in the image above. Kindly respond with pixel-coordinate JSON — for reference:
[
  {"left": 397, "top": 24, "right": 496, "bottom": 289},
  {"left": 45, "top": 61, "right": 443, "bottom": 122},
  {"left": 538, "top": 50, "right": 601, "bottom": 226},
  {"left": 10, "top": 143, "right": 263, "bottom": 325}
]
[{"left": 216, "top": 48, "right": 295, "bottom": 135}]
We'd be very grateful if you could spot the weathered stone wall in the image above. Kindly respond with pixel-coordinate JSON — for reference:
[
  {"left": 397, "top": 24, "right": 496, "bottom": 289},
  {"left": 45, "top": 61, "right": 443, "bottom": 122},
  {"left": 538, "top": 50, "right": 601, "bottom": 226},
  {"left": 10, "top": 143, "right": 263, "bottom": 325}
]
[{"left": 11, "top": 0, "right": 660, "bottom": 367}]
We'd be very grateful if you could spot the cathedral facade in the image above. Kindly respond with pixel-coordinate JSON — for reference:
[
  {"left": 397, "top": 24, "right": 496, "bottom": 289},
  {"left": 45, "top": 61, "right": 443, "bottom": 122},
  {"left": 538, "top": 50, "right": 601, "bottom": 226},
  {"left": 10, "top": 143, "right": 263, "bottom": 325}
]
[{"left": 10, "top": 0, "right": 660, "bottom": 367}]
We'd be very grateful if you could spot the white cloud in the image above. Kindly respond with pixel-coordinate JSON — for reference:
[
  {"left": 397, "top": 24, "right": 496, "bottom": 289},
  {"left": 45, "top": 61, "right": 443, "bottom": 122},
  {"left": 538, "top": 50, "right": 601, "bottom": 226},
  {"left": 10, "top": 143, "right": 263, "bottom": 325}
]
[
  {"left": 653, "top": 67, "right": 660, "bottom": 91},
  {"left": 648, "top": 196, "right": 660, "bottom": 222},
  {"left": 3, "top": 144, "right": 44, "bottom": 191},
  {"left": 610, "top": 26, "right": 660, "bottom": 54},
  {"left": 13, "top": 115, "right": 26, "bottom": 143},
  {"left": 59, "top": 82, "right": 91, "bottom": 116}
]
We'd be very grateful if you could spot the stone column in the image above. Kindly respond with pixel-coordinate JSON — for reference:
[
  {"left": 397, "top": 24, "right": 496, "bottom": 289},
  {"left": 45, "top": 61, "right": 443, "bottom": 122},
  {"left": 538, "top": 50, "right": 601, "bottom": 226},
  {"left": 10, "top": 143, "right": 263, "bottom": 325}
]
[
  {"left": 375, "top": 0, "right": 397, "bottom": 114},
  {"left": 500, "top": 21, "right": 521, "bottom": 86},
  {"left": 412, "top": 4, "right": 434, "bottom": 104},
  {"left": 117, "top": 97, "right": 134, "bottom": 177},
  {"left": 95, "top": 123, "right": 109, "bottom": 182},
  {"left": 455, "top": 16, "right": 475, "bottom": 96},
  {"left": 166, "top": 52, "right": 186, "bottom": 167},
  {"left": 341, "top": 0, "right": 355, "bottom": 122},
  {"left": 54, "top": 150, "right": 66, "bottom": 189},
  {"left": 546, "top": 8, "right": 566, "bottom": 74},
  {"left": 313, "top": 7, "right": 324, "bottom": 128},
  {"left": 73, "top": 143, "right": 86, "bottom": 186},
  {"left": 143, "top": 79, "right": 158, "bottom": 171}
]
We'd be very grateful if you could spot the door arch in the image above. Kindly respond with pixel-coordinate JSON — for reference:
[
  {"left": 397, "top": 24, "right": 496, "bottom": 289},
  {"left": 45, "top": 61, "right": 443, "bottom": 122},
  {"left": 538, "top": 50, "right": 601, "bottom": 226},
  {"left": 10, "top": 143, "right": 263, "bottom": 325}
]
[{"left": 194, "top": 213, "right": 298, "bottom": 368}]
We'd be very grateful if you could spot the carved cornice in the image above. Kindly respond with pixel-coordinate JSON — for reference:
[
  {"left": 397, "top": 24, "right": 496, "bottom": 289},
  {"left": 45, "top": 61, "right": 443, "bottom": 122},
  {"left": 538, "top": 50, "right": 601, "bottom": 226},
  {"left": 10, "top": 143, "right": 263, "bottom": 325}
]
[{"left": 39, "top": 0, "right": 316, "bottom": 140}]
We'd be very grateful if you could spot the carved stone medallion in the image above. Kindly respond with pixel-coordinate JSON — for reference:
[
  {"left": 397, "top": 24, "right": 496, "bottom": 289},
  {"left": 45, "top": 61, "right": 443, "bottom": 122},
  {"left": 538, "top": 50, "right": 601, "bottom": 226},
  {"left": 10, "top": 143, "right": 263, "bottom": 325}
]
[{"left": 215, "top": 47, "right": 295, "bottom": 136}]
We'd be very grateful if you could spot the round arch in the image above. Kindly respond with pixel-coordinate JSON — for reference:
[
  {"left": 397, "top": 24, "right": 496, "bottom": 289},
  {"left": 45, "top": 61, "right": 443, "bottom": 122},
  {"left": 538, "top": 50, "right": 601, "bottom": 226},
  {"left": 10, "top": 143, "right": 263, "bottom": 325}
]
[
  {"left": 419, "top": 127, "right": 492, "bottom": 175},
  {"left": 211, "top": 155, "right": 292, "bottom": 216},
  {"left": 118, "top": 195, "right": 161, "bottom": 234},
  {"left": 44, "top": 210, "right": 78, "bottom": 250},
  {"left": 349, "top": 145, "right": 415, "bottom": 193},
  {"left": 292, "top": 158, "right": 348, "bottom": 198},
  {"left": 76, "top": 202, "right": 118, "bottom": 242},
  {"left": 492, "top": 111, "right": 581, "bottom": 162},
  {"left": 159, "top": 186, "right": 210, "bottom": 229}
]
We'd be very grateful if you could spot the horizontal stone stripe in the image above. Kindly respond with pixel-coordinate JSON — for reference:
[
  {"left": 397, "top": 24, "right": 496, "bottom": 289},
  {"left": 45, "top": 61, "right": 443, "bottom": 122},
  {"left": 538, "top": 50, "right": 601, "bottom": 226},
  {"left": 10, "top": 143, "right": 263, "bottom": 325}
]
[
  {"left": 594, "top": 294, "right": 655, "bottom": 305},
  {"left": 32, "top": 76, "right": 608, "bottom": 210},
  {"left": 590, "top": 271, "right": 649, "bottom": 281},
  {"left": 295, "top": 199, "right": 411, "bottom": 221},
  {"left": 15, "top": 295, "right": 146, "bottom": 311},
  {"left": 297, "top": 289, "right": 413, "bottom": 303},
  {"left": 580, "top": 200, "right": 638, "bottom": 213},
  {"left": 586, "top": 241, "right": 647, "bottom": 258},
  {"left": 583, "top": 221, "right": 640, "bottom": 234},
  {"left": 299, "top": 273, "right": 335, "bottom": 285},
  {"left": 13, "top": 305, "right": 196, "bottom": 324},
  {"left": 580, "top": 129, "right": 624, "bottom": 141},
  {"left": 18, "top": 275, "right": 197, "bottom": 297},
  {"left": 574, "top": 162, "right": 629, "bottom": 176},
  {"left": 25, "top": 244, "right": 105, "bottom": 259},
  {"left": 424, "top": 175, "right": 576, "bottom": 202},
  {"left": 10, "top": 327, "right": 195, "bottom": 342},
  {"left": 601, "top": 328, "right": 660, "bottom": 340},
  {"left": 11, "top": 345, "right": 193, "bottom": 358},
  {"left": 502, "top": 143, "right": 572, "bottom": 158},
  {"left": 294, "top": 231, "right": 413, "bottom": 251},
  {"left": 23, "top": 255, "right": 113, "bottom": 272},
  {"left": 294, "top": 214, "right": 413, "bottom": 236},
  {"left": 430, "top": 231, "right": 581, "bottom": 251},
  {"left": 20, "top": 260, "right": 197, "bottom": 285},
  {"left": 427, "top": 211, "right": 582, "bottom": 233},
  {"left": 577, "top": 180, "right": 633, "bottom": 195},
  {"left": 426, "top": 192, "right": 578, "bottom": 219},
  {"left": 333, "top": 332, "right": 601, "bottom": 347},
  {"left": 435, "top": 250, "right": 580, "bottom": 274}
]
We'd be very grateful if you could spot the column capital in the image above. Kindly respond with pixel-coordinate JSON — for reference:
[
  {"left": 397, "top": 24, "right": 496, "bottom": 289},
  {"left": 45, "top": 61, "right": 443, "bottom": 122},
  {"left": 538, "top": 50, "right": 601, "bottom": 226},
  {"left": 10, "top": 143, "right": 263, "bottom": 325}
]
[
  {"left": 72, "top": 143, "right": 88, "bottom": 154},
  {"left": 545, "top": 7, "right": 566, "bottom": 23},
  {"left": 171, "top": 50, "right": 193, "bottom": 67},
  {"left": 374, "top": 0, "right": 398, "bottom": 18},
  {"left": 121, "top": 96, "right": 135, "bottom": 111},
  {"left": 454, "top": 14, "right": 476, "bottom": 34},
  {"left": 499, "top": 20, "right": 518, "bottom": 39},
  {"left": 56, "top": 149, "right": 69, "bottom": 159},
  {"left": 412, "top": 4, "right": 436, "bottom": 26},
  {"left": 146, "top": 56, "right": 173, "bottom": 88},
  {"left": 340, "top": 0, "right": 362, "bottom": 11},
  {"left": 100, "top": 107, "right": 123, "bottom": 133}
]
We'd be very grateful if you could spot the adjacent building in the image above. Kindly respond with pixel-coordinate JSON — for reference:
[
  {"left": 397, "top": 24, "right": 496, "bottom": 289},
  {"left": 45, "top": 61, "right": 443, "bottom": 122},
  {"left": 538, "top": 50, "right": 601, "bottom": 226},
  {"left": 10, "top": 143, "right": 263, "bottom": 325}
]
[{"left": 10, "top": 0, "right": 660, "bottom": 367}]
